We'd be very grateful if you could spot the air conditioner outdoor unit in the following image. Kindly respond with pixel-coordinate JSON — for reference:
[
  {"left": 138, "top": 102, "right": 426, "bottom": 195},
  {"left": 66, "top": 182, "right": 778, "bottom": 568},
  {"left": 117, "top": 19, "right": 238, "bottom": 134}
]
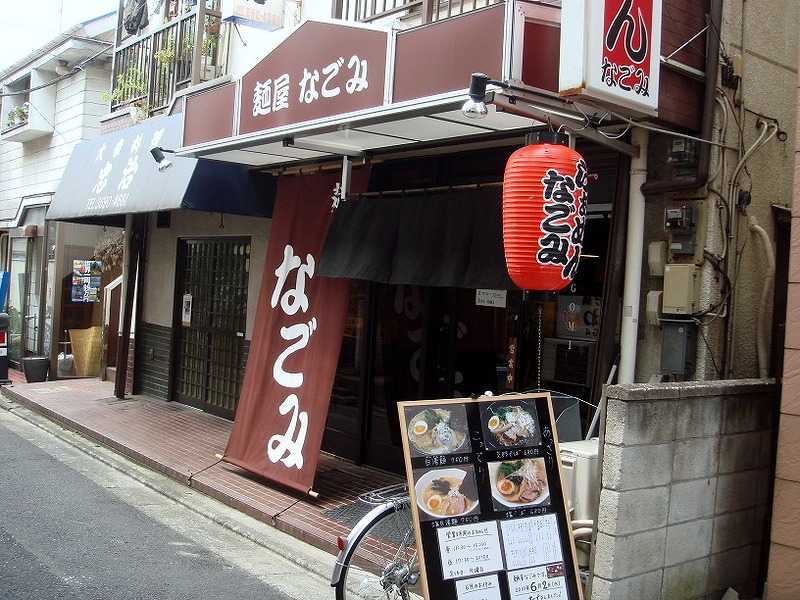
[
  {"left": 541, "top": 338, "right": 596, "bottom": 387},
  {"left": 560, "top": 438, "right": 599, "bottom": 568}
]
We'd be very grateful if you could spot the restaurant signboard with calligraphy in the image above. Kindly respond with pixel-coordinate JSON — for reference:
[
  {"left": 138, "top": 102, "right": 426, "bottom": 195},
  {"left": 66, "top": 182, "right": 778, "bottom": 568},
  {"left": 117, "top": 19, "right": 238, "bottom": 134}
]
[
  {"left": 223, "top": 169, "right": 370, "bottom": 492},
  {"left": 398, "top": 393, "right": 583, "bottom": 600},
  {"left": 560, "top": 0, "right": 662, "bottom": 116},
  {"left": 239, "top": 21, "right": 388, "bottom": 135}
]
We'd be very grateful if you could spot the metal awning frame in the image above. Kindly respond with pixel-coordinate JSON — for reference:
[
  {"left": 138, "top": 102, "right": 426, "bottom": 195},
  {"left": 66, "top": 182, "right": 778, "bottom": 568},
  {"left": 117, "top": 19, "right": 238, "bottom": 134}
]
[{"left": 180, "top": 86, "right": 637, "bottom": 170}]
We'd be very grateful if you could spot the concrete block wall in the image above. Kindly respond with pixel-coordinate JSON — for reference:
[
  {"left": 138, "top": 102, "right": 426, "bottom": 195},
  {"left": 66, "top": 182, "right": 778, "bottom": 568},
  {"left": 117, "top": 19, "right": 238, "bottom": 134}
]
[{"left": 589, "top": 379, "right": 776, "bottom": 600}]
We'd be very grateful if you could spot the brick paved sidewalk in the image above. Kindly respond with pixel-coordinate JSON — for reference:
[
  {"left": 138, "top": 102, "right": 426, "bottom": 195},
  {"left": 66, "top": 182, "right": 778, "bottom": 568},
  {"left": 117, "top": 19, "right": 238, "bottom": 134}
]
[{"left": 0, "top": 374, "right": 403, "bottom": 556}]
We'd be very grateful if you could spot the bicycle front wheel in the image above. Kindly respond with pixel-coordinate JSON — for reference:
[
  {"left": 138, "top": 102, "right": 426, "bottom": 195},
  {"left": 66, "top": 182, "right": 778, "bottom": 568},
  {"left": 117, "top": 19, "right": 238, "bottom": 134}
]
[{"left": 335, "top": 505, "right": 422, "bottom": 600}]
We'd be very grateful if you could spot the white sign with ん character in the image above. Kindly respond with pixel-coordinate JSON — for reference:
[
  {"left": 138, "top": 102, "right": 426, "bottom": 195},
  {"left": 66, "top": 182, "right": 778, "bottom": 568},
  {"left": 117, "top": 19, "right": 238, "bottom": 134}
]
[{"left": 559, "top": 0, "right": 662, "bottom": 116}]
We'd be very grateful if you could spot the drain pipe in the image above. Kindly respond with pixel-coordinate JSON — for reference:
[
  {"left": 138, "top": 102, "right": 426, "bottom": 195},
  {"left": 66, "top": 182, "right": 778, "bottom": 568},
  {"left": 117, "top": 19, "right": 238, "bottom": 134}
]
[
  {"left": 618, "top": 127, "right": 649, "bottom": 384},
  {"left": 631, "top": 0, "right": 721, "bottom": 381}
]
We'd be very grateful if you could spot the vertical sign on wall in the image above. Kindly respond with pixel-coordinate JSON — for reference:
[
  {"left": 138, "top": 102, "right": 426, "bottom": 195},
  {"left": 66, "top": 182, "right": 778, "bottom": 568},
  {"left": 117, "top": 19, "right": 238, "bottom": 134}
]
[
  {"left": 559, "top": 0, "right": 662, "bottom": 116},
  {"left": 398, "top": 393, "right": 583, "bottom": 600}
]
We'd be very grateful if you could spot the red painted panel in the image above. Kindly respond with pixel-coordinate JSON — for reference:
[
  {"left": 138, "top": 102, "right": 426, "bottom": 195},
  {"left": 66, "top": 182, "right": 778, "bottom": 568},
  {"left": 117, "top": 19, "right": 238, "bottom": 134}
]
[
  {"left": 393, "top": 6, "right": 506, "bottom": 103},
  {"left": 661, "top": 0, "right": 708, "bottom": 71},
  {"left": 521, "top": 21, "right": 561, "bottom": 92},
  {"left": 657, "top": 68, "right": 703, "bottom": 131},
  {"left": 183, "top": 83, "right": 236, "bottom": 146}
]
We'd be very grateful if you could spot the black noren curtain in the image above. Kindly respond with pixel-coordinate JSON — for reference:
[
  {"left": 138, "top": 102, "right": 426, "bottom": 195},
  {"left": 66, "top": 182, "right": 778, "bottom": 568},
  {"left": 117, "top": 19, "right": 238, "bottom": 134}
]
[{"left": 318, "top": 187, "right": 517, "bottom": 290}]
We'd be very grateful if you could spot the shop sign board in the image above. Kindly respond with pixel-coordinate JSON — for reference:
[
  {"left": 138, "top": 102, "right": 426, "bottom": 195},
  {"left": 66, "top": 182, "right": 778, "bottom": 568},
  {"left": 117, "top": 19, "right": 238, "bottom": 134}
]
[
  {"left": 398, "top": 393, "right": 583, "bottom": 600},
  {"left": 559, "top": 0, "right": 662, "bottom": 116},
  {"left": 239, "top": 21, "right": 388, "bottom": 135},
  {"left": 221, "top": 0, "right": 283, "bottom": 31},
  {"left": 48, "top": 114, "right": 195, "bottom": 222}
]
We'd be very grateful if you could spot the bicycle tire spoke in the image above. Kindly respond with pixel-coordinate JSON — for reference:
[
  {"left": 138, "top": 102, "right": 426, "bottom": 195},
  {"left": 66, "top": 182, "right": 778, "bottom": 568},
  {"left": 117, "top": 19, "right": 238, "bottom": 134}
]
[{"left": 337, "top": 507, "right": 422, "bottom": 600}]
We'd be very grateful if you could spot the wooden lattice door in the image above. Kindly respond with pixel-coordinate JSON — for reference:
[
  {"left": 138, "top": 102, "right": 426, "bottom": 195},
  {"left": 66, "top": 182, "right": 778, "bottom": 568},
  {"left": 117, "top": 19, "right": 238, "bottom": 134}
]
[{"left": 174, "top": 238, "right": 250, "bottom": 418}]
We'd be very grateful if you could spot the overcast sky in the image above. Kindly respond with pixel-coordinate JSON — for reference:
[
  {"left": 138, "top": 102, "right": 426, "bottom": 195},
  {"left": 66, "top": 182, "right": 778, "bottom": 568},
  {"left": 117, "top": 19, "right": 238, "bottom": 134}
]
[{"left": 0, "top": 0, "right": 118, "bottom": 70}]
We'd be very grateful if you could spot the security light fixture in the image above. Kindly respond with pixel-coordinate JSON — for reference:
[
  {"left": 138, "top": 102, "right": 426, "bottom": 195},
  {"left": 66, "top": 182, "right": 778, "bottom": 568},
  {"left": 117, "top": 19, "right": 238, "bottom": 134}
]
[
  {"left": 150, "top": 146, "right": 175, "bottom": 172},
  {"left": 461, "top": 72, "right": 585, "bottom": 123},
  {"left": 460, "top": 72, "right": 639, "bottom": 157}
]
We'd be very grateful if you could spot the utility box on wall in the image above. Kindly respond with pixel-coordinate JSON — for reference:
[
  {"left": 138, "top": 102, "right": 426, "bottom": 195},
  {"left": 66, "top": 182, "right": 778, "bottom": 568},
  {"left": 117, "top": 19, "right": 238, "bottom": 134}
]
[
  {"left": 664, "top": 198, "right": 707, "bottom": 264},
  {"left": 662, "top": 264, "right": 699, "bottom": 315},
  {"left": 660, "top": 319, "right": 697, "bottom": 375}
]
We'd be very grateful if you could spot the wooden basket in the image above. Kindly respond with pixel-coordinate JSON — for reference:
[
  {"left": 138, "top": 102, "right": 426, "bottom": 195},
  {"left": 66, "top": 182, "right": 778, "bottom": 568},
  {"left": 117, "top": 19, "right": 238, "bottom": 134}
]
[{"left": 69, "top": 326, "right": 102, "bottom": 376}]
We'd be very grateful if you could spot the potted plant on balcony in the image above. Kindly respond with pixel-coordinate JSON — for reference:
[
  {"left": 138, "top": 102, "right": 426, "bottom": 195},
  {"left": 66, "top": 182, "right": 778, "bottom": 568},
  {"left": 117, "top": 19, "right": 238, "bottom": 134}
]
[
  {"left": 204, "top": 15, "right": 220, "bottom": 36},
  {"left": 155, "top": 33, "right": 177, "bottom": 74},
  {"left": 5, "top": 104, "right": 28, "bottom": 128},
  {"left": 101, "top": 65, "right": 150, "bottom": 120}
]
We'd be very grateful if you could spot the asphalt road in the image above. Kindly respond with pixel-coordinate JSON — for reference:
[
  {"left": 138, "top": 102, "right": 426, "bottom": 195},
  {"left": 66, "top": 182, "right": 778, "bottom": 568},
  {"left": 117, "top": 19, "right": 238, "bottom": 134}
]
[{"left": 0, "top": 403, "right": 335, "bottom": 600}]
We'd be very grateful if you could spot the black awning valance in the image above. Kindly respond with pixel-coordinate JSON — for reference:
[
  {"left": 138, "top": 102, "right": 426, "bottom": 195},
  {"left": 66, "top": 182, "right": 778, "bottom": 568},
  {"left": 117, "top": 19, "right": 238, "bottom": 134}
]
[{"left": 319, "top": 187, "right": 517, "bottom": 290}]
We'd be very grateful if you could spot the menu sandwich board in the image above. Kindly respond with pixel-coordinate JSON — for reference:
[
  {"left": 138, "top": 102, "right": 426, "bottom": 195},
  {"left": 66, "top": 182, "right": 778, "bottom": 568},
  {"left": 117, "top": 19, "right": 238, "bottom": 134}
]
[{"left": 398, "top": 392, "right": 583, "bottom": 600}]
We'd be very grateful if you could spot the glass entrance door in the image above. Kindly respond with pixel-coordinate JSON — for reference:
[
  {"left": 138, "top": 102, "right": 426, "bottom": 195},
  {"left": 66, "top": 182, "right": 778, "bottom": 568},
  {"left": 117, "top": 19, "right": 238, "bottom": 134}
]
[{"left": 8, "top": 235, "right": 43, "bottom": 363}]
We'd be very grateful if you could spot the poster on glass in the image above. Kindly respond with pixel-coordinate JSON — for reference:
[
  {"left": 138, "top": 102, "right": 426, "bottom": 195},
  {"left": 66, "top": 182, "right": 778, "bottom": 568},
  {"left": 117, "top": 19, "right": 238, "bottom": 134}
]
[{"left": 71, "top": 260, "right": 102, "bottom": 303}]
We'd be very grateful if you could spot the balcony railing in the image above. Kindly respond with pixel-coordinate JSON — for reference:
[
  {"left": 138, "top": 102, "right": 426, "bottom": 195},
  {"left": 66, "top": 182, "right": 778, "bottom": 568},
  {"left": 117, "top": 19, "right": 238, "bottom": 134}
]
[
  {"left": 108, "top": 2, "right": 225, "bottom": 117},
  {"left": 333, "top": 0, "right": 504, "bottom": 25},
  {"left": 108, "top": 0, "right": 509, "bottom": 118}
]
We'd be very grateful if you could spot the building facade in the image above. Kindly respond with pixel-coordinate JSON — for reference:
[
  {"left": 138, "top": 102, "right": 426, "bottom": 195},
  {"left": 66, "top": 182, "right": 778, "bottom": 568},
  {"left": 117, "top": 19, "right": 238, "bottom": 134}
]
[
  {"left": 40, "top": 0, "right": 800, "bottom": 598},
  {"left": 0, "top": 14, "right": 116, "bottom": 380},
  {"left": 768, "top": 21, "right": 800, "bottom": 600}
]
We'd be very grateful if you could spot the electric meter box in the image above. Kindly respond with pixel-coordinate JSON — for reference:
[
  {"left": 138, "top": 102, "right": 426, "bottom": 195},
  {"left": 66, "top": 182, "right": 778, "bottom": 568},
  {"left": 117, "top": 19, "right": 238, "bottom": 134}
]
[
  {"left": 660, "top": 319, "right": 697, "bottom": 375},
  {"left": 662, "top": 263, "right": 699, "bottom": 315},
  {"left": 665, "top": 199, "right": 707, "bottom": 264}
]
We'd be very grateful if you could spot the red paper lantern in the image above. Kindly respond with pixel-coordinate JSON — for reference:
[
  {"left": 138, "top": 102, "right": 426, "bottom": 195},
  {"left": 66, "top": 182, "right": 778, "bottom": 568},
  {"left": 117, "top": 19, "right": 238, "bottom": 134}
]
[{"left": 502, "top": 132, "right": 588, "bottom": 290}]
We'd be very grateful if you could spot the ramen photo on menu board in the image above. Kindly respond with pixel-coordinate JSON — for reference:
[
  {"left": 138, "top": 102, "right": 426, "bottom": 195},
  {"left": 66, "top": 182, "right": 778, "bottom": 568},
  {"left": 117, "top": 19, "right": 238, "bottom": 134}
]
[
  {"left": 489, "top": 458, "right": 550, "bottom": 508},
  {"left": 414, "top": 467, "right": 479, "bottom": 519},
  {"left": 484, "top": 402, "right": 541, "bottom": 447},
  {"left": 407, "top": 407, "right": 468, "bottom": 455}
]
